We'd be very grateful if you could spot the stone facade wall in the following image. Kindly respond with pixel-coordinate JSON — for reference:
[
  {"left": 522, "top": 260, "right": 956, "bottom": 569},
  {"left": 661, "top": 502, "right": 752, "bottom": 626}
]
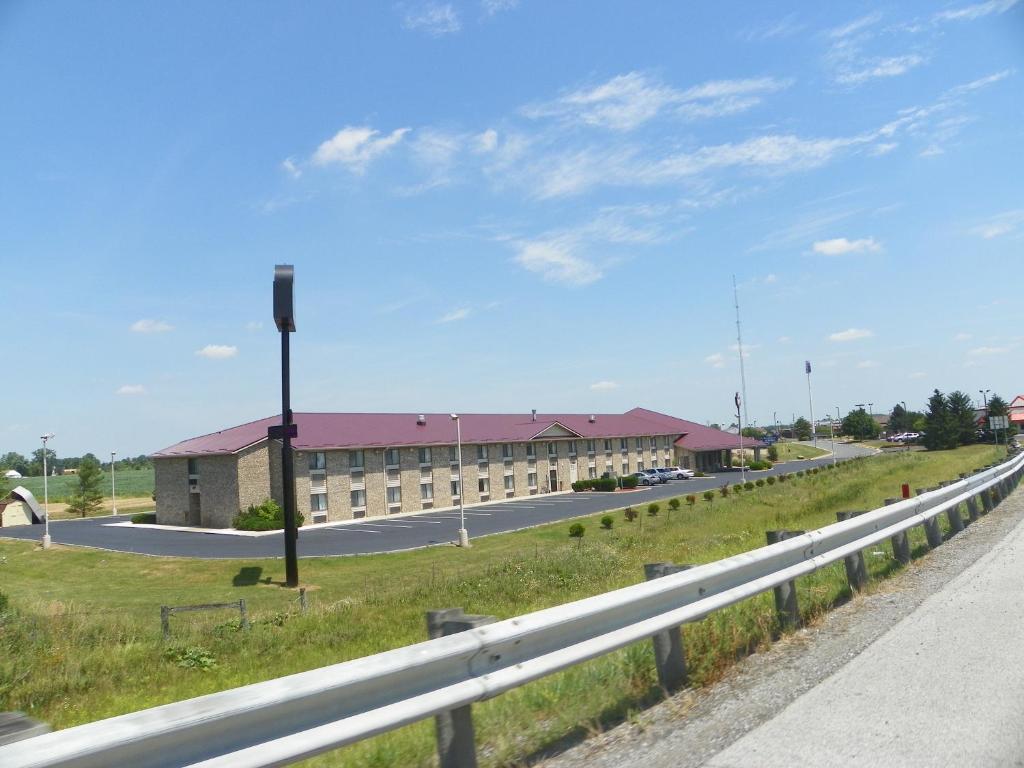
[
  {"left": 198, "top": 454, "right": 240, "bottom": 528},
  {"left": 154, "top": 457, "right": 190, "bottom": 526},
  {"left": 237, "top": 444, "right": 272, "bottom": 511}
]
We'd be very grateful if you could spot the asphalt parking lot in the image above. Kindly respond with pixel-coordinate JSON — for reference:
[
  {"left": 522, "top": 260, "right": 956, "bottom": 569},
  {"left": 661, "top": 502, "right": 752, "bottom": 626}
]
[{"left": 0, "top": 442, "right": 872, "bottom": 559}]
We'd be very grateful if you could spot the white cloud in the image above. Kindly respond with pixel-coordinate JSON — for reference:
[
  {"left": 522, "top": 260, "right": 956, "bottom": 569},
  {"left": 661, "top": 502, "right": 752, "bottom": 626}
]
[
  {"left": 311, "top": 126, "right": 410, "bottom": 173},
  {"left": 589, "top": 380, "right": 619, "bottom": 391},
  {"left": 705, "top": 352, "right": 727, "bottom": 368},
  {"left": 402, "top": 2, "right": 461, "bottom": 35},
  {"left": 196, "top": 344, "right": 238, "bottom": 359},
  {"left": 116, "top": 384, "right": 146, "bottom": 396},
  {"left": 764, "top": 273, "right": 778, "bottom": 284},
  {"left": 970, "top": 209, "right": 1024, "bottom": 239},
  {"left": 829, "top": 328, "right": 874, "bottom": 342},
  {"left": 828, "top": 12, "right": 883, "bottom": 38},
  {"left": 812, "top": 237, "right": 882, "bottom": 255},
  {"left": 857, "top": 360, "right": 880, "bottom": 369},
  {"left": 523, "top": 72, "right": 792, "bottom": 132},
  {"left": 835, "top": 54, "right": 926, "bottom": 85},
  {"left": 474, "top": 129, "right": 498, "bottom": 153},
  {"left": 513, "top": 237, "right": 601, "bottom": 286},
  {"left": 934, "top": 0, "right": 1019, "bottom": 22},
  {"left": 438, "top": 307, "right": 471, "bottom": 323},
  {"left": 909, "top": 371, "right": 928, "bottom": 379},
  {"left": 246, "top": 321, "right": 264, "bottom": 331},
  {"left": 130, "top": 319, "right": 174, "bottom": 333},
  {"left": 281, "top": 157, "right": 302, "bottom": 179},
  {"left": 869, "top": 142, "right": 899, "bottom": 156},
  {"left": 968, "top": 345, "right": 1009, "bottom": 356},
  {"left": 482, "top": 0, "right": 518, "bottom": 14},
  {"left": 953, "top": 332, "right": 972, "bottom": 341}
]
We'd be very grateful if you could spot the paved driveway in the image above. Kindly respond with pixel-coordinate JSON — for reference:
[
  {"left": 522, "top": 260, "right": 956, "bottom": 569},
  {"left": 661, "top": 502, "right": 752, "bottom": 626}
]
[{"left": 0, "top": 442, "right": 871, "bottom": 559}]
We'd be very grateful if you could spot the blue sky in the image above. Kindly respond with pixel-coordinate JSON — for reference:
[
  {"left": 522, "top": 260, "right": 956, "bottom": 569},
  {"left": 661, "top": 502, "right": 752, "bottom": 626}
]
[{"left": 1, "top": 1, "right": 1022, "bottom": 457}]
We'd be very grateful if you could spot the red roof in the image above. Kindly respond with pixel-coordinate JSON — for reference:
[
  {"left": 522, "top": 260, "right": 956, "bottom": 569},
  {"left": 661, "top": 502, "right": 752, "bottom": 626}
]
[{"left": 152, "top": 408, "right": 761, "bottom": 458}]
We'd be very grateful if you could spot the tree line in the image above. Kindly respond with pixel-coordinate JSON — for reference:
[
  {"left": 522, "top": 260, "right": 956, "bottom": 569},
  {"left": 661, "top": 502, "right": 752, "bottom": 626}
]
[{"left": 0, "top": 450, "right": 151, "bottom": 478}]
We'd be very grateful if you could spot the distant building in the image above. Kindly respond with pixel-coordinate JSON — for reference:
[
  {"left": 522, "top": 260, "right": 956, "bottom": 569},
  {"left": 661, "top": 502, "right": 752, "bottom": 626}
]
[
  {"left": 152, "top": 408, "right": 764, "bottom": 528},
  {"left": 1009, "top": 396, "right": 1024, "bottom": 431},
  {"left": 3, "top": 470, "right": 21, "bottom": 480}
]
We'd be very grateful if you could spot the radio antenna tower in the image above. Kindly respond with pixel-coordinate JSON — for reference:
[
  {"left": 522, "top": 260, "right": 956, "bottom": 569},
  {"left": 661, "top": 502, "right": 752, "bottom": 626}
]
[{"left": 733, "top": 275, "right": 750, "bottom": 426}]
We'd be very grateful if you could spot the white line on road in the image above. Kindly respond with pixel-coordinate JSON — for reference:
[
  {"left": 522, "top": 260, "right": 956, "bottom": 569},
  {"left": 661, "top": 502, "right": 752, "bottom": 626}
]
[{"left": 326, "top": 527, "right": 382, "bottom": 534}]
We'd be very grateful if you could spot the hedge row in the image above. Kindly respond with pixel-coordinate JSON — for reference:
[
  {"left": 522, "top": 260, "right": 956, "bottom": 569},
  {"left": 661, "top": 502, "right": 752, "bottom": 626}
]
[{"left": 571, "top": 478, "right": 617, "bottom": 492}]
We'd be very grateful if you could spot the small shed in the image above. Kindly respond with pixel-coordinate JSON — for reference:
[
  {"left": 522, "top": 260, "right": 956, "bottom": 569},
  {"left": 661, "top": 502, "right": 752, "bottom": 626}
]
[
  {"left": 0, "top": 486, "right": 46, "bottom": 527},
  {"left": 3, "top": 470, "right": 22, "bottom": 480}
]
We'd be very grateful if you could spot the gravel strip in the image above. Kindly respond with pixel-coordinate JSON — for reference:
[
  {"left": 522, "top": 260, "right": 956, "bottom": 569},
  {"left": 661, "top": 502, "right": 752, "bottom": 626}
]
[{"left": 537, "top": 487, "right": 1024, "bottom": 768}]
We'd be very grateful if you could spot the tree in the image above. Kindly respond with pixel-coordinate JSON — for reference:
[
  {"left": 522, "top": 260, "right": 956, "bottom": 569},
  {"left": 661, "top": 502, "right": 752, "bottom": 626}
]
[
  {"left": 947, "top": 390, "right": 978, "bottom": 446},
  {"left": 741, "top": 426, "right": 765, "bottom": 439},
  {"left": 709, "top": 423, "right": 722, "bottom": 431},
  {"left": 842, "top": 408, "right": 879, "bottom": 440},
  {"left": 988, "top": 394, "right": 1009, "bottom": 417},
  {"left": 793, "top": 417, "right": 813, "bottom": 441},
  {"left": 29, "top": 447, "right": 59, "bottom": 477},
  {"left": 66, "top": 455, "right": 104, "bottom": 517},
  {"left": 889, "top": 403, "right": 911, "bottom": 433},
  {"left": 923, "top": 389, "right": 954, "bottom": 450},
  {"left": 0, "top": 452, "right": 29, "bottom": 476}
]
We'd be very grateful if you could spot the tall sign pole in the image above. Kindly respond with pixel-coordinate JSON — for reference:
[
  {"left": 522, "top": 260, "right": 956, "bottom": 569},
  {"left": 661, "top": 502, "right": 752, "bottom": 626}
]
[
  {"left": 732, "top": 275, "right": 750, "bottom": 426},
  {"left": 736, "top": 392, "right": 746, "bottom": 484},
  {"left": 273, "top": 265, "right": 299, "bottom": 588},
  {"left": 805, "top": 360, "right": 816, "bottom": 448}
]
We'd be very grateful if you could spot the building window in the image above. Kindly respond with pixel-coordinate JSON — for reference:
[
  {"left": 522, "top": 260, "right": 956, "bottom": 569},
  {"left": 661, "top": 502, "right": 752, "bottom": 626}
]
[
  {"left": 308, "top": 451, "right": 326, "bottom": 471},
  {"left": 528, "top": 471, "right": 537, "bottom": 489},
  {"left": 526, "top": 442, "right": 536, "bottom": 458},
  {"left": 386, "top": 486, "right": 402, "bottom": 506},
  {"left": 620, "top": 438, "right": 628, "bottom": 451},
  {"left": 310, "top": 492, "right": 327, "bottom": 511},
  {"left": 451, "top": 479, "right": 461, "bottom": 498},
  {"left": 502, "top": 443, "right": 513, "bottom": 459},
  {"left": 586, "top": 439, "right": 596, "bottom": 454},
  {"left": 638, "top": 461, "right": 645, "bottom": 471},
  {"left": 649, "top": 436, "right": 657, "bottom": 450},
  {"left": 636, "top": 437, "right": 644, "bottom": 451},
  {"left": 652, "top": 458, "right": 659, "bottom": 468},
  {"left": 663, "top": 436, "right": 670, "bottom": 448},
  {"left": 349, "top": 450, "right": 364, "bottom": 469},
  {"left": 449, "top": 445, "right": 459, "bottom": 463},
  {"left": 476, "top": 445, "right": 488, "bottom": 461},
  {"left": 604, "top": 439, "right": 612, "bottom": 452},
  {"left": 503, "top": 475, "right": 514, "bottom": 492},
  {"left": 418, "top": 447, "right": 431, "bottom": 465},
  {"left": 187, "top": 458, "right": 199, "bottom": 476},
  {"left": 568, "top": 440, "right": 577, "bottom": 455},
  {"left": 478, "top": 477, "right": 490, "bottom": 495},
  {"left": 420, "top": 482, "right": 434, "bottom": 501},
  {"left": 588, "top": 466, "right": 597, "bottom": 479},
  {"left": 350, "top": 489, "right": 366, "bottom": 509},
  {"left": 548, "top": 441, "right": 558, "bottom": 456},
  {"left": 622, "top": 460, "right": 629, "bottom": 474},
  {"left": 385, "top": 448, "right": 400, "bottom": 467}
]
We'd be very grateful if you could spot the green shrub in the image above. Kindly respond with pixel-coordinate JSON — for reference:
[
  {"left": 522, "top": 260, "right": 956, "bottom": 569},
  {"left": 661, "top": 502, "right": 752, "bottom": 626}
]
[
  {"left": 747, "top": 460, "right": 774, "bottom": 471},
  {"left": 130, "top": 512, "right": 156, "bottom": 525},
  {"left": 778, "top": 474, "right": 788, "bottom": 482},
  {"left": 755, "top": 478, "right": 765, "bottom": 487},
  {"left": 163, "top": 645, "right": 217, "bottom": 671},
  {"left": 233, "top": 499, "right": 303, "bottom": 531},
  {"left": 685, "top": 494, "right": 696, "bottom": 506},
  {"left": 733, "top": 484, "right": 743, "bottom": 494},
  {"left": 621, "top": 475, "right": 639, "bottom": 489},
  {"left": 568, "top": 522, "right": 585, "bottom": 538},
  {"left": 744, "top": 481, "right": 755, "bottom": 491},
  {"left": 624, "top": 507, "right": 638, "bottom": 522},
  {"left": 668, "top": 498, "right": 680, "bottom": 512},
  {"left": 796, "top": 470, "right": 805, "bottom": 477},
  {"left": 766, "top": 476, "right": 776, "bottom": 485},
  {"left": 719, "top": 484, "right": 730, "bottom": 497},
  {"left": 695, "top": 471, "right": 706, "bottom": 477},
  {"left": 767, "top": 445, "right": 779, "bottom": 462},
  {"left": 702, "top": 490, "right": 714, "bottom": 503},
  {"left": 600, "top": 515, "right": 614, "bottom": 530},
  {"left": 571, "top": 478, "right": 618, "bottom": 492},
  {"left": 647, "top": 503, "right": 660, "bottom": 517}
]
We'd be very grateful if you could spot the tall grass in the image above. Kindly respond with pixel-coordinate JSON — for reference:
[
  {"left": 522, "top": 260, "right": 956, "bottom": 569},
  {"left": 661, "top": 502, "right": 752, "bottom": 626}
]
[
  {"left": 13, "top": 468, "right": 154, "bottom": 502},
  {"left": 0, "top": 445, "right": 1003, "bottom": 766}
]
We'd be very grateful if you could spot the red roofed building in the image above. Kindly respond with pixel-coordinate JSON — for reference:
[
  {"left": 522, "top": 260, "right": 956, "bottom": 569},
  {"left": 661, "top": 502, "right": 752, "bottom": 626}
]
[
  {"left": 152, "top": 408, "right": 763, "bottom": 528},
  {"left": 1009, "top": 395, "right": 1024, "bottom": 429}
]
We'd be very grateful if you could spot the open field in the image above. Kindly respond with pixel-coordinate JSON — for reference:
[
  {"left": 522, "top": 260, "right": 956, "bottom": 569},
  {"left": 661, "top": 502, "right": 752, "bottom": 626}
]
[
  {"left": 9, "top": 468, "right": 154, "bottom": 503},
  {"left": 0, "top": 445, "right": 1004, "bottom": 767},
  {"left": 771, "top": 441, "right": 828, "bottom": 462}
]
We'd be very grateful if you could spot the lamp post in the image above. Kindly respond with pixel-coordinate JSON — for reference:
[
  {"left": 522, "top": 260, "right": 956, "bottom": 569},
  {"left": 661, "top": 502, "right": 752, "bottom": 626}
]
[
  {"left": 829, "top": 417, "right": 836, "bottom": 466},
  {"left": 273, "top": 265, "right": 299, "bottom": 588},
  {"left": 805, "top": 361, "right": 816, "bottom": 447},
  {"left": 110, "top": 451, "right": 117, "bottom": 516},
  {"left": 451, "top": 414, "right": 469, "bottom": 547},
  {"left": 41, "top": 433, "right": 54, "bottom": 549}
]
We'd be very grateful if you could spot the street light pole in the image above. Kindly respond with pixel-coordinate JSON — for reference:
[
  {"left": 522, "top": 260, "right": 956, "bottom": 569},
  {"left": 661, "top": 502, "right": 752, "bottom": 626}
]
[
  {"left": 451, "top": 414, "right": 469, "bottom": 547},
  {"left": 41, "top": 433, "right": 54, "bottom": 549},
  {"left": 805, "top": 361, "right": 816, "bottom": 448},
  {"left": 273, "top": 265, "right": 299, "bottom": 588},
  {"left": 110, "top": 451, "right": 117, "bottom": 516}
]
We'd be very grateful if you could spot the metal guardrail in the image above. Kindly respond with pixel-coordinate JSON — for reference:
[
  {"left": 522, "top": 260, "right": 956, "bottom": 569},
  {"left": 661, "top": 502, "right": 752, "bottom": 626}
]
[{"left": 3, "top": 452, "right": 1022, "bottom": 768}]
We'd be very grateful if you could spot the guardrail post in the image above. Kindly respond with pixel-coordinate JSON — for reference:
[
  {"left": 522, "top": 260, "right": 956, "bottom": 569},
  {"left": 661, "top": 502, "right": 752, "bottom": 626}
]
[
  {"left": 883, "top": 499, "right": 911, "bottom": 565},
  {"left": 981, "top": 485, "right": 995, "bottom": 514},
  {"left": 960, "top": 475, "right": 981, "bottom": 522},
  {"left": 835, "top": 513, "right": 869, "bottom": 588},
  {"left": 939, "top": 481, "right": 965, "bottom": 534},
  {"left": 917, "top": 488, "right": 944, "bottom": 549},
  {"left": 644, "top": 562, "right": 692, "bottom": 693},
  {"left": 426, "top": 609, "right": 496, "bottom": 768},
  {"left": 766, "top": 530, "right": 803, "bottom": 630}
]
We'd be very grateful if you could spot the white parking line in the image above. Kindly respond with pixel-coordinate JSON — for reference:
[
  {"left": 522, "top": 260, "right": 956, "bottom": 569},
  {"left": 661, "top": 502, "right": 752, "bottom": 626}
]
[
  {"left": 461, "top": 511, "right": 492, "bottom": 516},
  {"left": 326, "top": 527, "right": 381, "bottom": 534},
  {"left": 496, "top": 505, "right": 536, "bottom": 509},
  {"left": 357, "top": 522, "right": 414, "bottom": 528}
]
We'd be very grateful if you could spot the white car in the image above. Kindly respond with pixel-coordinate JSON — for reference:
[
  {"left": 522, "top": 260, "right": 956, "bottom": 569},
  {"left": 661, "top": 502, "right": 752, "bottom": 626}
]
[{"left": 660, "top": 466, "right": 694, "bottom": 479}]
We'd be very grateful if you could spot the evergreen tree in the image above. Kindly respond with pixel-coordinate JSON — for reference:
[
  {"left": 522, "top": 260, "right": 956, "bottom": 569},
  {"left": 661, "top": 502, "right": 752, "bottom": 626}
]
[
  {"left": 947, "top": 390, "right": 978, "bottom": 446},
  {"left": 889, "top": 403, "right": 910, "bottom": 433},
  {"left": 988, "top": 394, "right": 1009, "bottom": 417},
  {"left": 923, "top": 389, "right": 953, "bottom": 450},
  {"left": 66, "top": 455, "right": 104, "bottom": 517}
]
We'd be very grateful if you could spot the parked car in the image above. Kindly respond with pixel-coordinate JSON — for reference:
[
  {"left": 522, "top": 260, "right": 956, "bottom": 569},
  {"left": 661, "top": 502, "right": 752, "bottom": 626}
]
[
  {"left": 631, "top": 471, "right": 660, "bottom": 486},
  {"left": 660, "top": 466, "right": 694, "bottom": 479},
  {"left": 640, "top": 469, "right": 669, "bottom": 484}
]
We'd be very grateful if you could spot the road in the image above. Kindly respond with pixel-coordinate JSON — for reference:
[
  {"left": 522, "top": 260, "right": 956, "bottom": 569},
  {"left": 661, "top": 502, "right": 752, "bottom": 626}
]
[{"left": 0, "top": 442, "right": 871, "bottom": 559}]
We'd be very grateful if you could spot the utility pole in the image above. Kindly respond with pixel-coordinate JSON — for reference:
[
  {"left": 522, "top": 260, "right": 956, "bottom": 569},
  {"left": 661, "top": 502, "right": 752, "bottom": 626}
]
[
  {"left": 732, "top": 275, "right": 750, "bottom": 426},
  {"left": 805, "top": 360, "right": 816, "bottom": 447},
  {"left": 273, "top": 265, "right": 299, "bottom": 588}
]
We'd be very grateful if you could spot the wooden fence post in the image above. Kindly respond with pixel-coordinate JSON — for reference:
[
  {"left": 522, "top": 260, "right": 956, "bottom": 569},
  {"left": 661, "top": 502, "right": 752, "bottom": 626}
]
[
  {"left": 238, "top": 599, "right": 249, "bottom": 631},
  {"left": 161, "top": 606, "right": 171, "bottom": 641},
  {"left": 643, "top": 562, "right": 692, "bottom": 693}
]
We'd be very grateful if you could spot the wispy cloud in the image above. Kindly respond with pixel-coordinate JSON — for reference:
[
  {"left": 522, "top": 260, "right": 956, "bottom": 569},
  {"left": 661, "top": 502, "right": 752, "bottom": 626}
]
[
  {"left": 438, "top": 307, "right": 471, "bottom": 323},
  {"left": 835, "top": 54, "right": 926, "bottom": 85},
  {"left": 968, "top": 345, "right": 1010, "bottom": 356},
  {"left": 705, "top": 352, "right": 727, "bottom": 368},
  {"left": 311, "top": 126, "right": 410, "bottom": 173},
  {"left": 245, "top": 321, "right": 264, "bottom": 331},
  {"left": 523, "top": 72, "right": 793, "bottom": 132},
  {"left": 280, "top": 157, "right": 302, "bottom": 179},
  {"left": 909, "top": 371, "right": 928, "bottom": 379},
  {"left": 738, "top": 15, "right": 805, "bottom": 42},
  {"left": 828, "top": 12, "right": 884, "bottom": 38},
  {"left": 130, "top": 319, "right": 173, "bottom": 333},
  {"left": 116, "top": 384, "right": 146, "bottom": 396},
  {"left": 857, "top": 360, "right": 880, "bottom": 368},
  {"left": 482, "top": 0, "right": 518, "bottom": 15},
  {"left": 401, "top": 2, "right": 461, "bottom": 35},
  {"left": 589, "top": 380, "right": 619, "bottom": 391},
  {"left": 970, "top": 209, "right": 1024, "bottom": 239},
  {"left": 196, "top": 344, "right": 238, "bottom": 359},
  {"left": 812, "top": 236, "right": 882, "bottom": 255},
  {"left": 934, "top": 0, "right": 1019, "bottom": 23},
  {"left": 829, "top": 328, "right": 874, "bottom": 342},
  {"left": 512, "top": 237, "right": 601, "bottom": 286}
]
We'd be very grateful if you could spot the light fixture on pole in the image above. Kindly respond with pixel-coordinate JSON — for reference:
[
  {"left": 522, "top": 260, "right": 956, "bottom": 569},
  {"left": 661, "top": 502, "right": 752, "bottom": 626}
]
[
  {"left": 979, "top": 389, "right": 990, "bottom": 410},
  {"left": 110, "top": 451, "right": 117, "bottom": 516},
  {"left": 805, "top": 360, "right": 816, "bottom": 447},
  {"left": 829, "top": 417, "right": 837, "bottom": 466},
  {"left": 272, "top": 265, "right": 299, "bottom": 588},
  {"left": 40, "top": 433, "right": 54, "bottom": 550},
  {"left": 451, "top": 414, "right": 469, "bottom": 548}
]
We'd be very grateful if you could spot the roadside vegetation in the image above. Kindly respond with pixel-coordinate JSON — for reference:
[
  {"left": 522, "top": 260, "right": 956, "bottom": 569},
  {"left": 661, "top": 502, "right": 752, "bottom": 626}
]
[
  {"left": 7, "top": 468, "right": 154, "bottom": 504},
  {"left": 769, "top": 441, "right": 828, "bottom": 462},
  {"left": 0, "top": 445, "right": 1004, "bottom": 767}
]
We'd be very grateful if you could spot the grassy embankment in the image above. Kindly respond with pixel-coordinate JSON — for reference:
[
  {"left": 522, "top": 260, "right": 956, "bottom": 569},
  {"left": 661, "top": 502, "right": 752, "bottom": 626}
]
[
  {"left": 770, "top": 441, "right": 829, "bottom": 462},
  {"left": 0, "top": 445, "right": 1004, "bottom": 766},
  {"left": 9, "top": 469, "right": 154, "bottom": 518}
]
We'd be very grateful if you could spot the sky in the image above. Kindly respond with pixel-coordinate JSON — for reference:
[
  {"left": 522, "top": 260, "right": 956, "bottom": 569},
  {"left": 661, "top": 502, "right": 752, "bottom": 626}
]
[{"left": 1, "top": 1, "right": 1022, "bottom": 457}]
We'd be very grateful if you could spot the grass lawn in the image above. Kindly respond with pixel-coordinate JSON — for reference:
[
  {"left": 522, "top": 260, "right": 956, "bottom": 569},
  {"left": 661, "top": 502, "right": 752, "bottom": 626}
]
[
  {"left": 10, "top": 468, "right": 154, "bottom": 504},
  {"left": 0, "top": 445, "right": 1004, "bottom": 766},
  {"left": 771, "top": 441, "right": 829, "bottom": 461}
]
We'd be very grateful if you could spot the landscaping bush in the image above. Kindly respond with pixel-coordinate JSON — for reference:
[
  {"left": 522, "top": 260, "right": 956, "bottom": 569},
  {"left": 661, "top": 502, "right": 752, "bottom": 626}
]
[
  {"left": 778, "top": 473, "right": 788, "bottom": 482},
  {"left": 796, "top": 470, "right": 805, "bottom": 477},
  {"left": 695, "top": 471, "right": 706, "bottom": 477},
  {"left": 572, "top": 478, "right": 618, "bottom": 492},
  {"left": 647, "top": 503, "right": 660, "bottom": 517},
  {"left": 767, "top": 445, "right": 779, "bottom": 462},
  {"left": 747, "top": 460, "right": 773, "bottom": 471},
  {"left": 130, "top": 512, "right": 156, "bottom": 525},
  {"left": 733, "top": 484, "right": 743, "bottom": 494},
  {"left": 621, "top": 475, "right": 639, "bottom": 489},
  {"left": 702, "top": 490, "right": 714, "bottom": 503},
  {"left": 600, "top": 515, "right": 614, "bottom": 530},
  {"left": 755, "top": 478, "right": 765, "bottom": 487},
  {"left": 744, "top": 481, "right": 754, "bottom": 491},
  {"left": 766, "top": 476, "right": 776, "bottom": 485},
  {"left": 624, "top": 507, "right": 638, "bottom": 522},
  {"left": 568, "top": 523, "right": 585, "bottom": 538},
  {"left": 668, "top": 498, "right": 680, "bottom": 512},
  {"left": 685, "top": 494, "right": 696, "bottom": 507},
  {"left": 233, "top": 499, "right": 303, "bottom": 531},
  {"left": 719, "top": 484, "right": 729, "bottom": 498}
]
